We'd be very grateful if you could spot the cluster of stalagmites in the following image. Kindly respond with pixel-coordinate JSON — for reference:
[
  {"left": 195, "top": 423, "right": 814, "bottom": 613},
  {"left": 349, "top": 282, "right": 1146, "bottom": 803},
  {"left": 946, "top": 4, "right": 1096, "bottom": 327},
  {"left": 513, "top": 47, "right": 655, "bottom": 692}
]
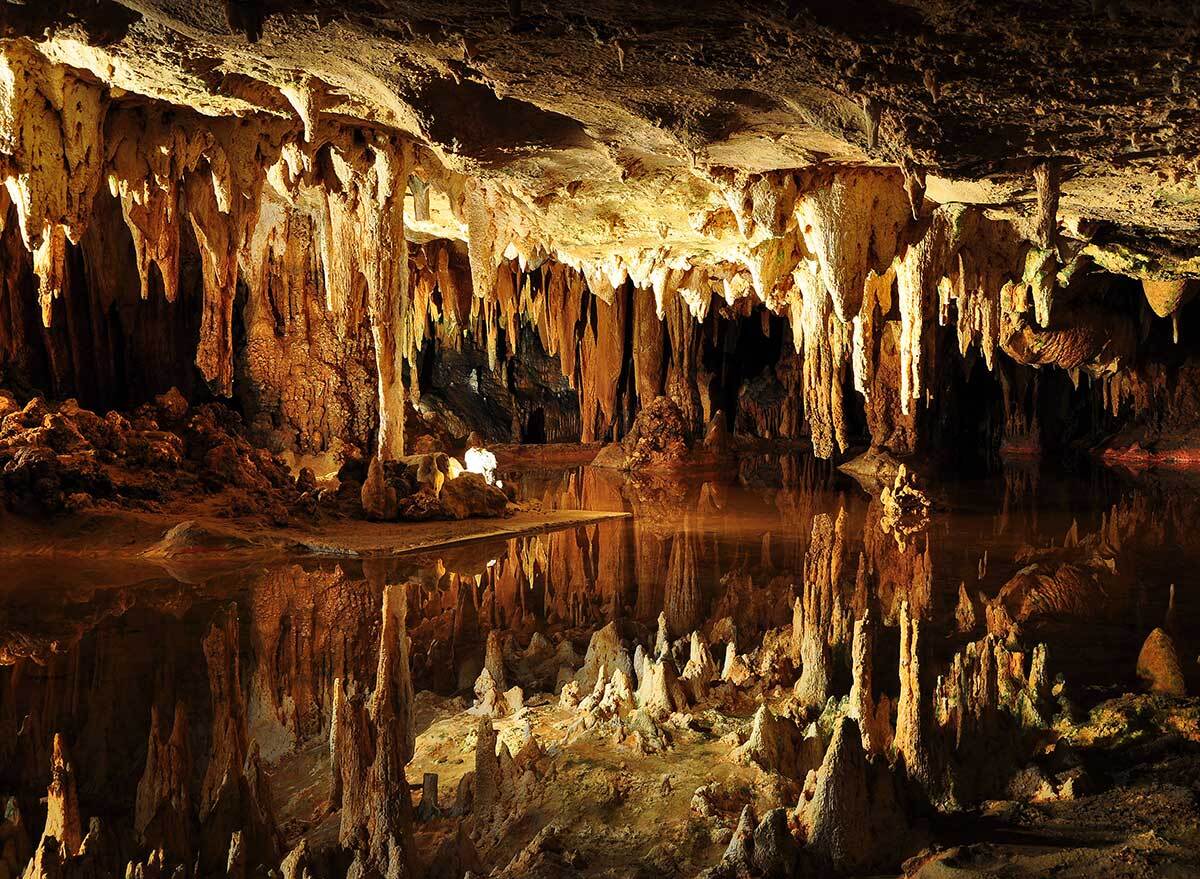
[
  {"left": 5, "top": 605, "right": 288, "bottom": 879},
  {"left": 0, "top": 41, "right": 1186, "bottom": 469},
  {"left": 445, "top": 587, "right": 1066, "bottom": 877}
]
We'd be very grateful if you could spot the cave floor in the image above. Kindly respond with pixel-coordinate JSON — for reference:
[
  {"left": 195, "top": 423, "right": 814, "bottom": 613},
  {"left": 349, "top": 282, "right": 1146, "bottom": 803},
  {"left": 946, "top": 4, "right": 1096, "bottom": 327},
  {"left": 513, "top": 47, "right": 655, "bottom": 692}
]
[{"left": 0, "top": 502, "right": 630, "bottom": 563}]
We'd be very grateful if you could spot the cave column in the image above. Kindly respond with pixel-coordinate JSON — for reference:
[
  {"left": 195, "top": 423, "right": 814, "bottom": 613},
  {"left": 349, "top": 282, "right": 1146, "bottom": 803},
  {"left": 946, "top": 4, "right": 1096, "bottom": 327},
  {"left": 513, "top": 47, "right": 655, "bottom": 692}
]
[{"left": 365, "top": 139, "right": 412, "bottom": 461}]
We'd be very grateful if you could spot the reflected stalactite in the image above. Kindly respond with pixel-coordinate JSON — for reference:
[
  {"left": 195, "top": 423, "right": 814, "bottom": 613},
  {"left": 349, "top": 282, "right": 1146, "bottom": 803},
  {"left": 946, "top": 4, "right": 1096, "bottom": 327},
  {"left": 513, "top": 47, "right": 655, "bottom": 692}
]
[
  {"left": 198, "top": 604, "right": 281, "bottom": 876},
  {"left": 330, "top": 583, "right": 417, "bottom": 878},
  {"left": 663, "top": 513, "right": 702, "bottom": 638},
  {"left": 134, "top": 701, "right": 192, "bottom": 864},
  {"left": 792, "top": 510, "right": 850, "bottom": 708}
]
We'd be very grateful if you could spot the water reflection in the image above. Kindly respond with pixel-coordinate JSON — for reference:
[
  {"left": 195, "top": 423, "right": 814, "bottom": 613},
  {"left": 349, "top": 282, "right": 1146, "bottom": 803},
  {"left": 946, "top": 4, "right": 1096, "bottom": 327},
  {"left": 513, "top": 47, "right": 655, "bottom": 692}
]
[{"left": 0, "top": 456, "right": 1196, "bottom": 876}]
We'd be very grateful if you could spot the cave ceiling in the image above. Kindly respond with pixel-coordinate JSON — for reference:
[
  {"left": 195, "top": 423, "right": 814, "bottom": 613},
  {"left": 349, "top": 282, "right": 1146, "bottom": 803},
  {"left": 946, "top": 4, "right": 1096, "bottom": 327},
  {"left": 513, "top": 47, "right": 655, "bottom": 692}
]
[{"left": 7, "top": 0, "right": 1200, "bottom": 273}]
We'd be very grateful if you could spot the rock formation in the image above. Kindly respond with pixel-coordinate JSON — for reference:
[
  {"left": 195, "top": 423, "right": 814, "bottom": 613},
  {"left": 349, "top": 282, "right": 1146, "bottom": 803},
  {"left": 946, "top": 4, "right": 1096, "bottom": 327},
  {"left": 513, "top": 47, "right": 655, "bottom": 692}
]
[
  {"left": 34, "top": 735, "right": 82, "bottom": 862},
  {"left": 735, "top": 706, "right": 824, "bottom": 781},
  {"left": 199, "top": 606, "right": 280, "bottom": 875},
  {"left": 801, "top": 716, "right": 916, "bottom": 875},
  {"left": 329, "top": 584, "right": 417, "bottom": 877},
  {"left": 1136, "top": 628, "right": 1187, "bottom": 698},
  {"left": 134, "top": 702, "right": 192, "bottom": 863}
]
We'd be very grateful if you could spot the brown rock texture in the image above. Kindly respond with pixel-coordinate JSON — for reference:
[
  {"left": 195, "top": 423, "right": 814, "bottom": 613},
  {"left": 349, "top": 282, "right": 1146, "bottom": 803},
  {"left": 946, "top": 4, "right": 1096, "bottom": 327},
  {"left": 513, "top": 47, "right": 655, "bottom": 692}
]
[
  {"left": 1136, "top": 628, "right": 1187, "bottom": 698},
  {"left": 802, "top": 716, "right": 915, "bottom": 874},
  {"left": 329, "top": 583, "right": 417, "bottom": 877}
]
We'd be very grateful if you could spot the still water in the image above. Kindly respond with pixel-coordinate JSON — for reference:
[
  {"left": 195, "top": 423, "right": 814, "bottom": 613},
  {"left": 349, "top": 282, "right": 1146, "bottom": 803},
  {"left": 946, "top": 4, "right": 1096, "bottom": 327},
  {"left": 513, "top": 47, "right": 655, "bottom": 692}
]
[{"left": 0, "top": 457, "right": 1195, "bottom": 875}]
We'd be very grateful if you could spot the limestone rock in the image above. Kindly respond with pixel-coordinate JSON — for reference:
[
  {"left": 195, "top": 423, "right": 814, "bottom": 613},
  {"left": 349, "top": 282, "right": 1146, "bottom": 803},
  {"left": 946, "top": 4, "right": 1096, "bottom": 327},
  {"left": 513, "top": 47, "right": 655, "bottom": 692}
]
[
  {"left": 361, "top": 456, "right": 398, "bottom": 521},
  {"left": 679, "top": 630, "right": 717, "bottom": 702},
  {"left": 40, "top": 734, "right": 82, "bottom": 860},
  {"left": 849, "top": 610, "right": 894, "bottom": 756},
  {"left": 955, "top": 581, "right": 979, "bottom": 633},
  {"left": 735, "top": 705, "right": 824, "bottom": 780},
  {"left": 802, "top": 716, "right": 915, "bottom": 875},
  {"left": 134, "top": 702, "right": 192, "bottom": 862},
  {"left": 441, "top": 472, "right": 508, "bottom": 520},
  {"left": 720, "top": 642, "right": 753, "bottom": 687},
  {"left": 329, "top": 584, "right": 416, "bottom": 876},
  {"left": 895, "top": 601, "right": 931, "bottom": 788},
  {"left": 699, "top": 805, "right": 803, "bottom": 879},
  {"left": 1141, "top": 278, "right": 1196, "bottom": 319},
  {"left": 635, "top": 657, "right": 688, "bottom": 720},
  {"left": 416, "top": 773, "right": 440, "bottom": 822},
  {"left": 0, "top": 798, "right": 32, "bottom": 879},
  {"left": 575, "top": 622, "right": 633, "bottom": 692}
]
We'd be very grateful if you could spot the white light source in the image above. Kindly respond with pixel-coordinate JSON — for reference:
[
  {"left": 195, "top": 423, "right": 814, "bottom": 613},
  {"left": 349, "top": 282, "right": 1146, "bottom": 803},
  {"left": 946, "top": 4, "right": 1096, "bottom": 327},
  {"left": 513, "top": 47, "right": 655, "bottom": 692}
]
[{"left": 464, "top": 446, "right": 498, "bottom": 485}]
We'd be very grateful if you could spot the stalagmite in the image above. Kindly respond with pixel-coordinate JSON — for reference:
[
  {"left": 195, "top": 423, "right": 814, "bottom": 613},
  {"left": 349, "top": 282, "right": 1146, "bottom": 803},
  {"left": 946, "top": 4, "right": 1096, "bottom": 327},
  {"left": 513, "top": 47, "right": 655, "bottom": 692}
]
[
  {"left": 1136, "top": 628, "right": 1187, "bottom": 697},
  {"left": 680, "top": 630, "right": 717, "bottom": 701},
  {"left": 575, "top": 621, "right": 633, "bottom": 692},
  {"left": 802, "top": 716, "right": 914, "bottom": 874},
  {"left": 361, "top": 456, "right": 398, "bottom": 521},
  {"left": 416, "top": 773, "right": 440, "bottom": 822},
  {"left": 735, "top": 705, "right": 824, "bottom": 780},
  {"left": 635, "top": 656, "right": 688, "bottom": 719},
  {"left": 955, "top": 581, "right": 979, "bottom": 633},
  {"left": 1, "top": 799, "right": 32, "bottom": 879},
  {"left": 37, "top": 734, "right": 82, "bottom": 860},
  {"left": 473, "top": 631, "right": 523, "bottom": 718}
]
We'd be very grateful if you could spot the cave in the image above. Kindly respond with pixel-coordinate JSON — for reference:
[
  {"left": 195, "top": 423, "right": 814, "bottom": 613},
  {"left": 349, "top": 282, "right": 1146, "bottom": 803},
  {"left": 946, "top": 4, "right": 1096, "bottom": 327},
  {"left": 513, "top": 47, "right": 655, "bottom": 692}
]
[{"left": 1, "top": 3, "right": 1200, "bottom": 878}]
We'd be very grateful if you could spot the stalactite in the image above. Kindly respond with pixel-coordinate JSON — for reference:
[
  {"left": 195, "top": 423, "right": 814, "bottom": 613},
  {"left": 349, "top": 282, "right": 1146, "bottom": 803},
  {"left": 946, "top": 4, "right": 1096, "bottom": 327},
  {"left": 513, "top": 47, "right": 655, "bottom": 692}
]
[
  {"left": 632, "top": 285, "right": 665, "bottom": 406},
  {"left": 791, "top": 265, "right": 852, "bottom": 457},
  {"left": 0, "top": 42, "right": 107, "bottom": 319},
  {"left": 106, "top": 109, "right": 206, "bottom": 305},
  {"left": 134, "top": 702, "right": 192, "bottom": 863},
  {"left": 795, "top": 169, "right": 910, "bottom": 321},
  {"left": 895, "top": 211, "right": 952, "bottom": 415},
  {"left": 662, "top": 280, "right": 705, "bottom": 433},
  {"left": 793, "top": 510, "right": 848, "bottom": 708},
  {"left": 663, "top": 514, "right": 702, "bottom": 638},
  {"left": 578, "top": 288, "right": 626, "bottom": 442},
  {"left": 330, "top": 583, "right": 416, "bottom": 877},
  {"left": 315, "top": 137, "right": 412, "bottom": 459},
  {"left": 0, "top": 41, "right": 1178, "bottom": 467},
  {"left": 465, "top": 179, "right": 501, "bottom": 305}
]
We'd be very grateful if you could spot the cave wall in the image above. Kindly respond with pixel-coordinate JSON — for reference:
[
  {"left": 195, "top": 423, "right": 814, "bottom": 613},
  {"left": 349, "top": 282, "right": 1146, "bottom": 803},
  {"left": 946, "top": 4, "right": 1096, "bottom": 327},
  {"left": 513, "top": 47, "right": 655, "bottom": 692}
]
[{"left": 1, "top": 40, "right": 1199, "bottom": 465}]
